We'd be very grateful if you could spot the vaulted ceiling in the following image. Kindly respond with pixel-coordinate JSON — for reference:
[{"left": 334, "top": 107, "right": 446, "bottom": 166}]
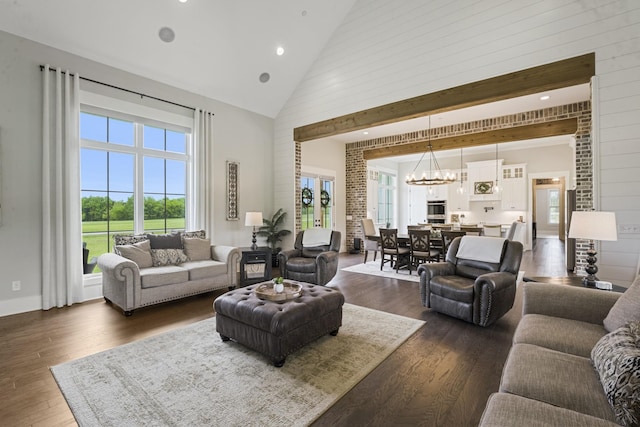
[{"left": 0, "top": 0, "right": 356, "bottom": 118}]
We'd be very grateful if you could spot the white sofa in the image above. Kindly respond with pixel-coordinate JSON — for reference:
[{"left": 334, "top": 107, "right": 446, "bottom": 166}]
[{"left": 98, "top": 232, "right": 240, "bottom": 315}]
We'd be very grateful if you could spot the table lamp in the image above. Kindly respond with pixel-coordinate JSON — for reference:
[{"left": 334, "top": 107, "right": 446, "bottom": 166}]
[
  {"left": 245, "top": 212, "right": 263, "bottom": 250},
  {"left": 568, "top": 211, "right": 617, "bottom": 287}
]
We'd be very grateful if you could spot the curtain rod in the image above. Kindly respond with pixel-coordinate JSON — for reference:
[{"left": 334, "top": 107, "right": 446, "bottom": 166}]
[{"left": 40, "top": 65, "right": 213, "bottom": 115}]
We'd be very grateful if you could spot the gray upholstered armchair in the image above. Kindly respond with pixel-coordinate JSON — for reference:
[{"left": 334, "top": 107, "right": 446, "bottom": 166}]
[
  {"left": 278, "top": 229, "right": 341, "bottom": 286},
  {"left": 418, "top": 236, "right": 523, "bottom": 326}
]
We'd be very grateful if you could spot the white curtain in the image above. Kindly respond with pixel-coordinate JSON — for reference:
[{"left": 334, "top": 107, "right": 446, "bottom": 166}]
[
  {"left": 193, "top": 109, "right": 215, "bottom": 236},
  {"left": 42, "top": 65, "right": 83, "bottom": 309}
]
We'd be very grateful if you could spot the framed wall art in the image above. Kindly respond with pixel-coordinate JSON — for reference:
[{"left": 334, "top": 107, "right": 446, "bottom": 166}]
[
  {"left": 474, "top": 181, "right": 494, "bottom": 195},
  {"left": 226, "top": 161, "right": 239, "bottom": 221}
]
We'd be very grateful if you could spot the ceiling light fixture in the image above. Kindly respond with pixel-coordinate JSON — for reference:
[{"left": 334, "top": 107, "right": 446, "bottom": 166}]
[
  {"left": 276, "top": 46, "right": 285, "bottom": 56},
  {"left": 456, "top": 148, "right": 465, "bottom": 194},
  {"left": 363, "top": 131, "right": 369, "bottom": 135},
  {"left": 405, "top": 116, "right": 456, "bottom": 186},
  {"left": 540, "top": 95, "right": 550, "bottom": 100},
  {"left": 158, "top": 27, "right": 175, "bottom": 43},
  {"left": 178, "top": 0, "right": 188, "bottom": 3},
  {"left": 494, "top": 143, "right": 501, "bottom": 193}
]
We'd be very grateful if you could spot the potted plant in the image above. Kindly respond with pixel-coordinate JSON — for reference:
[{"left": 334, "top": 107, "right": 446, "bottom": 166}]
[{"left": 257, "top": 208, "right": 291, "bottom": 267}]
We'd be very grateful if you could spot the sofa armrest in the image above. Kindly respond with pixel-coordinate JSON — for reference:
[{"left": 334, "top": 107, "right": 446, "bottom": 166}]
[
  {"left": 522, "top": 282, "right": 621, "bottom": 324},
  {"left": 418, "top": 262, "right": 456, "bottom": 307},
  {"left": 278, "top": 248, "right": 302, "bottom": 277},
  {"left": 474, "top": 272, "right": 517, "bottom": 326},
  {"left": 97, "top": 253, "right": 141, "bottom": 312},
  {"left": 210, "top": 245, "right": 241, "bottom": 286},
  {"left": 316, "top": 251, "right": 339, "bottom": 286}
]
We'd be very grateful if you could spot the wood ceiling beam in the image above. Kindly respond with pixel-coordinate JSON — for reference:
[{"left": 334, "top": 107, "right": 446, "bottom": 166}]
[
  {"left": 294, "top": 53, "right": 594, "bottom": 142},
  {"left": 362, "top": 118, "right": 578, "bottom": 160}
]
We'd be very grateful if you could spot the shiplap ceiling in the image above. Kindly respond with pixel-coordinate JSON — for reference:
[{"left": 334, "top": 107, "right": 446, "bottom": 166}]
[
  {"left": 0, "top": 0, "right": 357, "bottom": 118},
  {"left": 0, "top": 0, "right": 590, "bottom": 134}
]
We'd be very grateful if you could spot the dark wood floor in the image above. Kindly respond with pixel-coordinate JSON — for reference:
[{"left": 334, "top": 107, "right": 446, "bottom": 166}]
[{"left": 0, "top": 237, "right": 569, "bottom": 427}]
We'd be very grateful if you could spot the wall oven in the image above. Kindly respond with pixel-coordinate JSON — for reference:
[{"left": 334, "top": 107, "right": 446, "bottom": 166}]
[{"left": 427, "top": 200, "right": 447, "bottom": 224}]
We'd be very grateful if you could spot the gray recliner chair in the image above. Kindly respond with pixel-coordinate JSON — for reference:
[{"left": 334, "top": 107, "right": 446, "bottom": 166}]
[
  {"left": 278, "top": 229, "right": 341, "bottom": 286},
  {"left": 418, "top": 236, "right": 523, "bottom": 327}
]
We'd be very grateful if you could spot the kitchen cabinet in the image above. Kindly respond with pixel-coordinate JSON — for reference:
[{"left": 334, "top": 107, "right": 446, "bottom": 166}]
[
  {"left": 468, "top": 160, "right": 502, "bottom": 201},
  {"left": 408, "top": 185, "right": 427, "bottom": 224},
  {"left": 448, "top": 169, "right": 469, "bottom": 211},
  {"left": 501, "top": 164, "right": 527, "bottom": 210},
  {"left": 425, "top": 184, "right": 448, "bottom": 201}
]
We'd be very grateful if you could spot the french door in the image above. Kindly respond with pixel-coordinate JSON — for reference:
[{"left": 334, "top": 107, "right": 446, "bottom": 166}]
[{"left": 300, "top": 174, "right": 334, "bottom": 230}]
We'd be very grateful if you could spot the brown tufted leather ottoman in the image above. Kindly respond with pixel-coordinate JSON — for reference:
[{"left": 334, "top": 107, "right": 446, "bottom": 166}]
[{"left": 213, "top": 282, "right": 345, "bottom": 367}]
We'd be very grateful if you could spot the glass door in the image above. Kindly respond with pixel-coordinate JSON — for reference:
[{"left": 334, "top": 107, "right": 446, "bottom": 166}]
[{"left": 300, "top": 175, "right": 335, "bottom": 231}]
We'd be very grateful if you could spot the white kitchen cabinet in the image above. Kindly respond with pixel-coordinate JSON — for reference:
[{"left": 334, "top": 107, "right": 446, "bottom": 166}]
[
  {"left": 408, "top": 185, "right": 427, "bottom": 224},
  {"left": 448, "top": 169, "right": 469, "bottom": 211},
  {"left": 425, "top": 183, "right": 448, "bottom": 201},
  {"left": 501, "top": 164, "right": 527, "bottom": 210},
  {"left": 468, "top": 160, "right": 502, "bottom": 201}
]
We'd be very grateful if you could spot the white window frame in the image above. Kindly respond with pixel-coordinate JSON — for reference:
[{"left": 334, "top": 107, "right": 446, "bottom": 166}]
[{"left": 80, "top": 91, "right": 195, "bottom": 289}]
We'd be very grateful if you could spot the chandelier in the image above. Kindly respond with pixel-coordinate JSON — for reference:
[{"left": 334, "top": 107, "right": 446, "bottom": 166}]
[{"left": 405, "top": 117, "right": 456, "bottom": 186}]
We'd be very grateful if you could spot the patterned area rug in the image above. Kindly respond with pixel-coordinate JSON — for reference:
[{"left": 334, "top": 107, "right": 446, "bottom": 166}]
[
  {"left": 51, "top": 303, "right": 424, "bottom": 427},
  {"left": 341, "top": 260, "right": 421, "bottom": 282}
]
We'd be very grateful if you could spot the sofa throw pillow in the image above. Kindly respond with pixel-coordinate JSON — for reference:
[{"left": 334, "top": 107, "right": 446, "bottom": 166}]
[
  {"left": 113, "top": 234, "right": 148, "bottom": 254},
  {"left": 591, "top": 321, "right": 640, "bottom": 427},
  {"left": 182, "top": 229, "right": 206, "bottom": 240},
  {"left": 147, "top": 233, "right": 183, "bottom": 249},
  {"left": 183, "top": 237, "right": 211, "bottom": 261},
  {"left": 150, "top": 249, "right": 189, "bottom": 267},
  {"left": 115, "top": 240, "right": 153, "bottom": 269},
  {"left": 604, "top": 275, "right": 640, "bottom": 332}
]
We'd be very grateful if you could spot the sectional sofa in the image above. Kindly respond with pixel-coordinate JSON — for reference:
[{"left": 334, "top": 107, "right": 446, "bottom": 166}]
[{"left": 479, "top": 278, "right": 640, "bottom": 427}]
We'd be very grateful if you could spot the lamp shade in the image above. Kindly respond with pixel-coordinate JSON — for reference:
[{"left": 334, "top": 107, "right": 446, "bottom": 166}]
[
  {"left": 244, "top": 212, "right": 263, "bottom": 227},
  {"left": 568, "top": 211, "right": 617, "bottom": 241}
]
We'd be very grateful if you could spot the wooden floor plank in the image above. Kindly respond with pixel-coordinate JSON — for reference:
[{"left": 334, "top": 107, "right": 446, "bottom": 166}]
[{"left": 0, "top": 237, "right": 568, "bottom": 427}]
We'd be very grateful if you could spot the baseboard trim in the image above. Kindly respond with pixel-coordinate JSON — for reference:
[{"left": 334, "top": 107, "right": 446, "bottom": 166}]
[{"left": 0, "top": 295, "right": 42, "bottom": 317}]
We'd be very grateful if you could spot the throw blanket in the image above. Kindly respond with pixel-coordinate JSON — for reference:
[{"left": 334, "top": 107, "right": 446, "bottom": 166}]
[
  {"left": 302, "top": 228, "right": 333, "bottom": 247},
  {"left": 457, "top": 236, "right": 506, "bottom": 263}
]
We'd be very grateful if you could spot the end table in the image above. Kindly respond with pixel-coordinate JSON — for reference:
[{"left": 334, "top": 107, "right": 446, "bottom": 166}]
[{"left": 239, "top": 247, "right": 272, "bottom": 287}]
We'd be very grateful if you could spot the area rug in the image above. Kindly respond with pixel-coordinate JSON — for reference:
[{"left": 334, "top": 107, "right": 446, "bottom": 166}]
[
  {"left": 343, "top": 261, "right": 526, "bottom": 286},
  {"left": 51, "top": 303, "right": 425, "bottom": 427},
  {"left": 341, "top": 260, "right": 420, "bottom": 282}
]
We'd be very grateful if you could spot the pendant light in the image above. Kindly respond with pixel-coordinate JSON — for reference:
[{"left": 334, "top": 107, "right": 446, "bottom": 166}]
[
  {"left": 405, "top": 116, "right": 456, "bottom": 187},
  {"left": 494, "top": 143, "right": 501, "bottom": 193},
  {"left": 456, "top": 148, "right": 465, "bottom": 194}
]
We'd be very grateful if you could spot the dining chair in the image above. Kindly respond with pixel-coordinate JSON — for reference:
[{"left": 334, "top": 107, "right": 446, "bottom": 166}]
[
  {"left": 408, "top": 229, "right": 440, "bottom": 273},
  {"left": 441, "top": 231, "right": 466, "bottom": 259},
  {"left": 380, "top": 228, "right": 410, "bottom": 273},
  {"left": 483, "top": 224, "right": 502, "bottom": 237},
  {"left": 361, "top": 218, "right": 380, "bottom": 263},
  {"left": 460, "top": 226, "right": 483, "bottom": 236}
]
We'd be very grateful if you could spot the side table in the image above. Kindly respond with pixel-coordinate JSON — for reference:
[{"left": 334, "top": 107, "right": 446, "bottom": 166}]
[
  {"left": 523, "top": 276, "right": 626, "bottom": 293},
  {"left": 239, "top": 247, "right": 272, "bottom": 287}
]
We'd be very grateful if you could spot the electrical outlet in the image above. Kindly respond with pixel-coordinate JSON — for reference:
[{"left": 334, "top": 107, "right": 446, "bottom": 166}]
[{"left": 12, "top": 281, "right": 21, "bottom": 291}]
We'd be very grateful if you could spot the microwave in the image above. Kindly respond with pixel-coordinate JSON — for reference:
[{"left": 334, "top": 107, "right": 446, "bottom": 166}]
[{"left": 427, "top": 200, "right": 446, "bottom": 216}]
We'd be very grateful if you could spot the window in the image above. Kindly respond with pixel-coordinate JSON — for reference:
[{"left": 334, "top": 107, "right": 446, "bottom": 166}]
[
  {"left": 80, "top": 109, "right": 191, "bottom": 267},
  {"left": 301, "top": 176, "right": 315, "bottom": 231},
  {"left": 548, "top": 189, "right": 560, "bottom": 224},
  {"left": 377, "top": 172, "right": 395, "bottom": 227}
]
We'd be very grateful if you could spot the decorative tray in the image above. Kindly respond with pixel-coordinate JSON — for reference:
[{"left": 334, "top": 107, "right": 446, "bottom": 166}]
[{"left": 254, "top": 281, "right": 303, "bottom": 301}]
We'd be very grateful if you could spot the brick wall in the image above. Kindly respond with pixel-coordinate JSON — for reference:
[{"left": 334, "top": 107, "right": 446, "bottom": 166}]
[{"left": 341, "top": 101, "right": 592, "bottom": 271}]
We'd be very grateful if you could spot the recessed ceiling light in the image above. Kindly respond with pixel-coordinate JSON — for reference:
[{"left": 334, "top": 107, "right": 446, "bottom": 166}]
[
  {"left": 276, "top": 46, "right": 285, "bottom": 56},
  {"left": 259, "top": 72, "right": 270, "bottom": 83},
  {"left": 363, "top": 131, "right": 369, "bottom": 135},
  {"left": 158, "top": 27, "right": 175, "bottom": 43},
  {"left": 178, "top": 0, "right": 188, "bottom": 3},
  {"left": 540, "top": 95, "right": 550, "bottom": 100}
]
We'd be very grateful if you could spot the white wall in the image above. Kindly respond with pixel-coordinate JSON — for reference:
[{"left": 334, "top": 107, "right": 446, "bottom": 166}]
[
  {"left": 0, "top": 30, "right": 274, "bottom": 316},
  {"left": 274, "top": 0, "right": 640, "bottom": 285}
]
